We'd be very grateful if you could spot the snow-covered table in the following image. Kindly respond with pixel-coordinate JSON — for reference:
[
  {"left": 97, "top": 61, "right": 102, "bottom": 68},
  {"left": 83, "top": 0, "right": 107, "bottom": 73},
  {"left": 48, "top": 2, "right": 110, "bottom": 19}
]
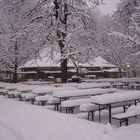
[
  {"left": 112, "top": 82, "right": 129, "bottom": 89},
  {"left": 53, "top": 88, "right": 118, "bottom": 102},
  {"left": 53, "top": 88, "right": 118, "bottom": 111},
  {"left": 90, "top": 91, "right": 140, "bottom": 124},
  {"left": 129, "top": 83, "right": 140, "bottom": 90},
  {"left": 78, "top": 82, "right": 112, "bottom": 89}
]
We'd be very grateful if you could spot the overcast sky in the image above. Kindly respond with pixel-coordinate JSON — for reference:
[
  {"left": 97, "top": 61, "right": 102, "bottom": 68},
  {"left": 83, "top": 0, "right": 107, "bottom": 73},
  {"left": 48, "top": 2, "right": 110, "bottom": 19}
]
[{"left": 99, "top": 0, "right": 120, "bottom": 15}]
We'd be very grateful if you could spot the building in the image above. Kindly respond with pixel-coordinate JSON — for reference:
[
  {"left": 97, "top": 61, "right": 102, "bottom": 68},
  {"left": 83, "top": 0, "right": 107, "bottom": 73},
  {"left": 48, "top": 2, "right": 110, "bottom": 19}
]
[{"left": 18, "top": 56, "right": 119, "bottom": 82}]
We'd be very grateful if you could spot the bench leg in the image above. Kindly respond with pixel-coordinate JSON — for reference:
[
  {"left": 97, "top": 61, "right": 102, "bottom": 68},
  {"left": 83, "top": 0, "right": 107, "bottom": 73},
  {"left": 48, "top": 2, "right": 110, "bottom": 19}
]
[
  {"left": 88, "top": 111, "right": 95, "bottom": 121},
  {"left": 126, "top": 118, "right": 128, "bottom": 126},
  {"left": 99, "top": 105, "right": 101, "bottom": 123},
  {"left": 54, "top": 104, "right": 59, "bottom": 111},
  {"left": 123, "top": 106, "right": 126, "bottom": 112},
  {"left": 30, "top": 99, "right": 34, "bottom": 104},
  {"left": 108, "top": 105, "right": 112, "bottom": 124},
  {"left": 120, "top": 118, "right": 129, "bottom": 127},
  {"left": 66, "top": 108, "right": 68, "bottom": 113},
  {"left": 60, "top": 106, "right": 62, "bottom": 112},
  {"left": 70, "top": 108, "right": 74, "bottom": 114}
]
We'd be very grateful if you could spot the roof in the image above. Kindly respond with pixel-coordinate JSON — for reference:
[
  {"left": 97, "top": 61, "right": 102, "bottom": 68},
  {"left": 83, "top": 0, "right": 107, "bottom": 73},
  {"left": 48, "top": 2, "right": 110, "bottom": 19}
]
[
  {"left": 22, "top": 55, "right": 116, "bottom": 69},
  {"left": 89, "top": 56, "right": 116, "bottom": 68}
]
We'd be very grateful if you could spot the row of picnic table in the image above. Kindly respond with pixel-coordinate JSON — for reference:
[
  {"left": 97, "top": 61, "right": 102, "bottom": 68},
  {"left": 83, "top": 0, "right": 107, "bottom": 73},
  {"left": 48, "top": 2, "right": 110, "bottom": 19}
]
[
  {"left": 1, "top": 81, "right": 140, "bottom": 126},
  {"left": 112, "top": 81, "right": 140, "bottom": 90}
]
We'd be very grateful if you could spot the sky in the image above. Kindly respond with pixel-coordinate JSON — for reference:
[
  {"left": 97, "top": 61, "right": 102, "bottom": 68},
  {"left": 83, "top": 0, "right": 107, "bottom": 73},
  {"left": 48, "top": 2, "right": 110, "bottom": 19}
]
[{"left": 99, "top": 0, "right": 120, "bottom": 15}]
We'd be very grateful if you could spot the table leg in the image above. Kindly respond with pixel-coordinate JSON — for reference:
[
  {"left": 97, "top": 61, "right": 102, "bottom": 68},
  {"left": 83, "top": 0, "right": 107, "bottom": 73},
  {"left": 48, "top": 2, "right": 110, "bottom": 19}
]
[
  {"left": 108, "top": 104, "right": 112, "bottom": 124},
  {"left": 99, "top": 105, "right": 101, "bottom": 123}
]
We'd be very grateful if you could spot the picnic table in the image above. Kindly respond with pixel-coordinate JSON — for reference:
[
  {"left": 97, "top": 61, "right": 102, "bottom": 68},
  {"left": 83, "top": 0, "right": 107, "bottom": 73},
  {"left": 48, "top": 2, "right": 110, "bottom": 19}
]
[
  {"left": 129, "top": 83, "right": 140, "bottom": 90},
  {"left": 5, "top": 87, "right": 17, "bottom": 91},
  {"left": 17, "top": 89, "right": 32, "bottom": 93},
  {"left": 78, "top": 82, "right": 112, "bottom": 89},
  {"left": 112, "top": 82, "right": 129, "bottom": 89},
  {"left": 53, "top": 88, "right": 117, "bottom": 100},
  {"left": 90, "top": 91, "right": 140, "bottom": 124},
  {"left": 32, "top": 89, "right": 52, "bottom": 96}
]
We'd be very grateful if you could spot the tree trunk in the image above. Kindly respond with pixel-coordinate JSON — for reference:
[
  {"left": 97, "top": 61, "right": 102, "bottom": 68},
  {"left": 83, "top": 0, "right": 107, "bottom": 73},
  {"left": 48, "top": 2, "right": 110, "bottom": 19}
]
[
  {"left": 13, "top": 63, "right": 18, "bottom": 83},
  {"left": 119, "top": 68, "right": 123, "bottom": 78},
  {"left": 13, "top": 43, "right": 18, "bottom": 83},
  {"left": 61, "top": 58, "right": 68, "bottom": 83},
  {"left": 54, "top": 0, "right": 68, "bottom": 83}
]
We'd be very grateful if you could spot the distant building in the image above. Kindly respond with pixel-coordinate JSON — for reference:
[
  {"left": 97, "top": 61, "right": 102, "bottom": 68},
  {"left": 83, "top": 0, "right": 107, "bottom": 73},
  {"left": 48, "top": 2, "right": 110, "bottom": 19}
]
[{"left": 18, "top": 56, "right": 119, "bottom": 82}]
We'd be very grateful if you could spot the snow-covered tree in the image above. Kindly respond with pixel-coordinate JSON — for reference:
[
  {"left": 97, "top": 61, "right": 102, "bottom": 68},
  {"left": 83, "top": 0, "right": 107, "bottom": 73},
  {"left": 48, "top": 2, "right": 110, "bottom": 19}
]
[
  {"left": 0, "top": 0, "right": 39, "bottom": 83},
  {"left": 109, "top": 0, "right": 140, "bottom": 75},
  {"left": 25, "top": 0, "right": 103, "bottom": 82},
  {"left": 97, "top": 0, "right": 140, "bottom": 78}
]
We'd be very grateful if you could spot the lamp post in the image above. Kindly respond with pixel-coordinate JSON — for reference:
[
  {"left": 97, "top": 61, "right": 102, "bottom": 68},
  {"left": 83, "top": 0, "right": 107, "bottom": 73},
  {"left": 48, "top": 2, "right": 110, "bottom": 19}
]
[{"left": 127, "top": 64, "right": 130, "bottom": 78}]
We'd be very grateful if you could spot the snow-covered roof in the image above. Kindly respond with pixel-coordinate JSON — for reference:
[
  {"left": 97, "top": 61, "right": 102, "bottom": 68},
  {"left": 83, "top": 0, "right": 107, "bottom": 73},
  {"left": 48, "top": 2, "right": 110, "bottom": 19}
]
[
  {"left": 23, "top": 57, "right": 61, "bottom": 68},
  {"left": 89, "top": 56, "right": 116, "bottom": 68},
  {"left": 22, "top": 55, "right": 116, "bottom": 68},
  {"left": 103, "top": 68, "right": 119, "bottom": 72}
]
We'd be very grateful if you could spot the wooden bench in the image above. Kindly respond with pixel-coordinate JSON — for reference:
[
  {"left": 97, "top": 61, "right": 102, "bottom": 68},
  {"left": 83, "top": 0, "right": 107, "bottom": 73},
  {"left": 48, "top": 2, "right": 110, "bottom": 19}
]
[
  {"left": 112, "top": 105, "right": 140, "bottom": 126},
  {"left": 80, "top": 101, "right": 135, "bottom": 121}
]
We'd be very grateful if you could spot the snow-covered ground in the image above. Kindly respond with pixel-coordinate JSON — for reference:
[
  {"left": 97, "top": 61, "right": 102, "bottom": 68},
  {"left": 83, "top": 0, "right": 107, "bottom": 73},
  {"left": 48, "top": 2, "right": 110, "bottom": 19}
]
[{"left": 0, "top": 82, "right": 140, "bottom": 140}]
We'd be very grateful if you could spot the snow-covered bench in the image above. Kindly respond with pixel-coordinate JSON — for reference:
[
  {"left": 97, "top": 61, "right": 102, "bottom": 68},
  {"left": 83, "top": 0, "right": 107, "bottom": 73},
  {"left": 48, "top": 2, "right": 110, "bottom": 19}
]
[
  {"left": 47, "top": 97, "right": 61, "bottom": 111},
  {"left": 7, "top": 91, "right": 21, "bottom": 98},
  {"left": 112, "top": 105, "right": 140, "bottom": 126},
  {"left": 35, "top": 95, "right": 52, "bottom": 106},
  {"left": 60, "top": 98, "right": 91, "bottom": 113},
  {"left": 0, "top": 89, "right": 8, "bottom": 95},
  {"left": 20, "top": 93, "right": 27, "bottom": 100},
  {"left": 80, "top": 101, "right": 135, "bottom": 121},
  {"left": 25, "top": 93, "right": 37, "bottom": 104},
  {"left": 80, "top": 103, "right": 99, "bottom": 121}
]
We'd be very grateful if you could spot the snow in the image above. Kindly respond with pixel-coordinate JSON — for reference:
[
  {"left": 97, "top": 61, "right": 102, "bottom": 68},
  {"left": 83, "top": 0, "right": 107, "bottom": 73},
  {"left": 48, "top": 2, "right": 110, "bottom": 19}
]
[
  {"left": 103, "top": 68, "right": 119, "bottom": 72},
  {"left": 47, "top": 97, "right": 60, "bottom": 104},
  {"left": 32, "top": 86, "right": 78, "bottom": 94},
  {"left": 112, "top": 105, "right": 140, "bottom": 119},
  {"left": 25, "top": 93, "right": 36, "bottom": 100},
  {"left": 127, "top": 105, "right": 140, "bottom": 113},
  {"left": 0, "top": 89, "right": 8, "bottom": 94},
  {"left": 61, "top": 98, "right": 90, "bottom": 108},
  {"left": 78, "top": 82, "right": 111, "bottom": 89},
  {"left": 1, "top": 82, "right": 140, "bottom": 140},
  {"left": 8, "top": 91, "right": 21, "bottom": 96},
  {"left": 80, "top": 103, "right": 99, "bottom": 112},
  {"left": 90, "top": 91, "right": 140, "bottom": 104},
  {"left": 21, "top": 93, "right": 30, "bottom": 98},
  {"left": 53, "top": 88, "right": 118, "bottom": 98},
  {"left": 89, "top": 56, "right": 116, "bottom": 68},
  {"left": 35, "top": 95, "right": 52, "bottom": 101},
  {"left": 1, "top": 94, "right": 140, "bottom": 140},
  {"left": 22, "top": 55, "right": 116, "bottom": 68}
]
